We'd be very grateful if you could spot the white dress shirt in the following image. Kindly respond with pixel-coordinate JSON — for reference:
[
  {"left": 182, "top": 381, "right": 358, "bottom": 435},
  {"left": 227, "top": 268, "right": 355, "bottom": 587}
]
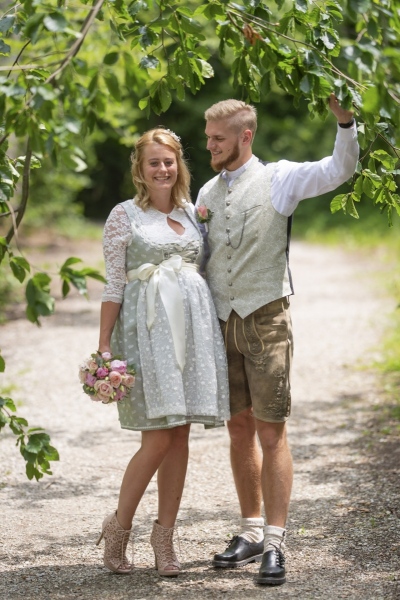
[{"left": 198, "top": 123, "right": 359, "bottom": 217}]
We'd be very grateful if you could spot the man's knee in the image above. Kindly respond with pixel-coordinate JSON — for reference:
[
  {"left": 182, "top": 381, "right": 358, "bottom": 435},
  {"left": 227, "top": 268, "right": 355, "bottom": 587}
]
[
  {"left": 256, "top": 420, "right": 288, "bottom": 452},
  {"left": 228, "top": 408, "right": 257, "bottom": 446}
]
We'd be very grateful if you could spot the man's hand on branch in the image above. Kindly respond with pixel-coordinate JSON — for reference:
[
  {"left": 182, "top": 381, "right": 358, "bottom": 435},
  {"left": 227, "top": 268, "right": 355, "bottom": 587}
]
[{"left": 328, "top": 92, "right": 354, "bottom": 124}]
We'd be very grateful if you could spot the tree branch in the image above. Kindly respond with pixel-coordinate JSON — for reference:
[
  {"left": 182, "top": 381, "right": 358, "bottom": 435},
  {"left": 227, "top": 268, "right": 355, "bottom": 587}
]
[
  {"left": 45, "top": 0, "right": 106, "bottom": 85},
  {"left": 6, "top": 138, "right": 32, "bottom": 245},
  {"left": 7, "top": 40, "right": 31, "bottom": 78}
]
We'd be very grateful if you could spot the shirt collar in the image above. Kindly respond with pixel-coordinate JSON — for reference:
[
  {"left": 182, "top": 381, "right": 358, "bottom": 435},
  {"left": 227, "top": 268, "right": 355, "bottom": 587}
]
[{"left": 221, "top": 155, "right": 255, "bottom": 186}]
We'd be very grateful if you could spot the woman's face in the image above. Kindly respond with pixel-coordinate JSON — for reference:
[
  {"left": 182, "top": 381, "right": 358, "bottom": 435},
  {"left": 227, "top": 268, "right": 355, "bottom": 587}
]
[{"left": 141, "top": 142, "right": 178, "bottom": 194}]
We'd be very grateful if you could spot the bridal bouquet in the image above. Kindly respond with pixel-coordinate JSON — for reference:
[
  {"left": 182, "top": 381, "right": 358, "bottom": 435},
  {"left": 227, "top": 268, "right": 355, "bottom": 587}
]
[{"left": 79, "top": 352, "right": 136, "bottom": 404}]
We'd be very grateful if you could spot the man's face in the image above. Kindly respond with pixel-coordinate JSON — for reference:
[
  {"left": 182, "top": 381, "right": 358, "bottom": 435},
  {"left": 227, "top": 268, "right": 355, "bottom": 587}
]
[{"left": 205, "top": 119, "right": 242, "bottom": 172}]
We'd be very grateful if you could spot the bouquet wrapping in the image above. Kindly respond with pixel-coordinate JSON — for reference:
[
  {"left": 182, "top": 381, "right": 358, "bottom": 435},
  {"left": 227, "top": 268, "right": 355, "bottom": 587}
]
[{"left": 79, "top": 352, "right": 136, "bottom": 404}]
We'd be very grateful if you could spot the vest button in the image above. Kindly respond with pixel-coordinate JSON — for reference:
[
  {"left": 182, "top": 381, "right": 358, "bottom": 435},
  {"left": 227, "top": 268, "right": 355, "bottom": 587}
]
[
  {"left": 226, "top": 215, "right": 230, "bottom": 219},
  {"left": 226, "top": 241, "right": 230, "bottom": 246},
  {"left": 226, "top": 228, "right": 230, "bottom": 233},
  {"left": 230, "top": 296, "right": 234, "bottom": 301},
  {"left": 227, "top": 268, "right": 231, "bottom": 273},
  {"left": 228, "top": 282, "right": 232, "bottom": 286},
  {"left": 227, "top": 255, "right": 231, "bottom": 259},
  {"left": 226, "top": 201, "right": 231, "bottom": 205},
  {"left": 228, "top": 189, "right": 233, "bottom": 194}
]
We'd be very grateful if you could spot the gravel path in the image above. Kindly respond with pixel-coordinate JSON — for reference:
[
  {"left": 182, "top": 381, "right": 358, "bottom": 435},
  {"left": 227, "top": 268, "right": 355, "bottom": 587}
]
[{"left": 0, "top": 239, "right": 399, "bottom": 599}]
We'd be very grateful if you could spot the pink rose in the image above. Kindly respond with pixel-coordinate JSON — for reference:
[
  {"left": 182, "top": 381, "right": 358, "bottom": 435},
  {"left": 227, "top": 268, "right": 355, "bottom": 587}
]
[
  {"left": 94, "top": 380, "right": 114, "bottom": 401},
  {"left": 122, "top": 374, "right": 136, "bottom": 388},
  {"left": 109, "top": 370, "right": 123, "bottom": 388},
  {"left": 91, "top": 394, "right": 104, "bottom": 403},
  {"left": 110, "top": 359, "right": 127, "bottom": 374},
  {"left": 87, "top": 359, "right": 98, "bottom": 374},
  {"left": 114, "top": 388, "right": 126, "bottom": 401},
  {"left": 197, "top": 205, "right": 208, "bottom": 219},
  {"left": 96, "top": 367, "right": 109, "bottom": 378},
  {"left": 101, "top": 352, "right": 112, "bottom": 360},
  {"left": 85, "top": 373, "right": 97, "bottom": 387}
]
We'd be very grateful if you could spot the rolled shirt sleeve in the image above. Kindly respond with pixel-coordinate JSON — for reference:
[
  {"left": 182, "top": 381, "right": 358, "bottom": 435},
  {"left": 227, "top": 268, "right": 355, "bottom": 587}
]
[{"left": 271, "top": 123, "right": 359, "bottom": 217}]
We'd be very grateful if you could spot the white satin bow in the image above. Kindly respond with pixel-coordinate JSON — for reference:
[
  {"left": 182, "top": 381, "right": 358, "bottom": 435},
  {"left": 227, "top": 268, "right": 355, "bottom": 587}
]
[{"left": 127, "top": 255, "right": 199, "bottom": 371}]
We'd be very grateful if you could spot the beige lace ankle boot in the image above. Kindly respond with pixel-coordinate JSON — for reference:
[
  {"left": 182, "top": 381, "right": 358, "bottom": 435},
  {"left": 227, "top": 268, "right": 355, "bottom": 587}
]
[
  {"left": 96, "top": 511, "right": 133, "bottom": 574},
  {"left": 150, "top": 519, "right": 181, "bottom": 577}
]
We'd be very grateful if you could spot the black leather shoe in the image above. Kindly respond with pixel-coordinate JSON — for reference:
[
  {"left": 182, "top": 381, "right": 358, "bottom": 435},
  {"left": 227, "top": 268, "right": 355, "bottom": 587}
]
[
  {"left": 212, "top": 535, "right": 264, "bottom": 568},
  {"left": 256, "top": 547, "right": 286, "bottom": 585}
]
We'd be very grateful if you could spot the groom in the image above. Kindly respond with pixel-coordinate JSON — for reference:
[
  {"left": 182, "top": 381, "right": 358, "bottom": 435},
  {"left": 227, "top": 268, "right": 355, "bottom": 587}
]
[{"left": 196, "top": 94, "right": 359, "bottom": 586}]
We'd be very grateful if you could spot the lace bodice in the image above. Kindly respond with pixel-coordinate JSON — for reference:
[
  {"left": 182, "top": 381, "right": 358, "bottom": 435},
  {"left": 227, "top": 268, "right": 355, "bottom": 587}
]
[{"left": 102, "top": 200, "right": 199, "bottom": 302}]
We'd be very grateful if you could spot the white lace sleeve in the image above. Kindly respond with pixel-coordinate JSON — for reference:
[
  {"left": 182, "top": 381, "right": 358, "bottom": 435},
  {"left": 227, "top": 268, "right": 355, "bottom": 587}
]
[{"left": 102, "top": 204, "right": 133, "bottom": 303}]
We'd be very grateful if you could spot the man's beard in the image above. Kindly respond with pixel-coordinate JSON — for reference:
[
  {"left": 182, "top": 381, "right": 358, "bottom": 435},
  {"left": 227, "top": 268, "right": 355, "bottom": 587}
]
[{"left": 210, "top": 142, "right": 240, "bottom": 173}]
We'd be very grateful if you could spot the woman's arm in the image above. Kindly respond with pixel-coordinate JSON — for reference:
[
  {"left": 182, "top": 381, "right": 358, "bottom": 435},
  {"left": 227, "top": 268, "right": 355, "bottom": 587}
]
[
  {"left": 98, "top": 301, "right": 122, "bottom": 353},
  {"left": 98, "top": 204, "right": 132, "bottom": 353}
]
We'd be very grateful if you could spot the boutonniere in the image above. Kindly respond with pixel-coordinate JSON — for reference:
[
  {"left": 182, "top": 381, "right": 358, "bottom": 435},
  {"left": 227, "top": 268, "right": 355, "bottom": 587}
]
[{"left": 196, "top": 205, "right": 214, "bottom": 232}]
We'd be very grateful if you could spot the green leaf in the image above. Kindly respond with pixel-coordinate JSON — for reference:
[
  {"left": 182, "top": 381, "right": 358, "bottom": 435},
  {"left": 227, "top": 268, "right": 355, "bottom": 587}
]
[
  {"left": 177, "top": 14, "right": 204, "bottom": 37},
  {"left": 43, "top": 13, "right": 68, "bottom": 33},
  {"left": 44, "top": 445, "right": 59, "bottom": 461},
  {"left": 0, "top": 40, "right": 11, "bottom": 55},
  {"left": 61, "top": 257, "right": 83, "bottom": 268},
  {"left": 196, "top": 59, "right": 213, "bottom": 79},
  {"left": 0, "top": 16, "right": 15, "bottom": 34},
  {"left": 354, "top": 174, "right": 364, "bottom": 197},
  {"left": 140, "top": 55, "right": 160, "bottom": 70},
  {"left": 1, "top": 397, "right": 15, "bottom": 411},
  {"left": 0, "top": 355, "right": 5, "bottom": 373},
  {"left": 300, "top": 74, "right": 312, "bottom": 93},
  {"left": 103, "top": 72, "right": 121, "bottom": 102},
  {"left": 103, "top": 52, "right": 119, "bottom": 66},
  {"left": 23, "top": 13, "right": 45, "bottom": 43},
  {"left": 9, "top": 256, "right": 30, "bottom": 283},
  {"left": 373, "top": 187, "right": 385, "bottom": 205},
  {"left": 11, "top": 416, "right": 28, "bottom": 429},
  {"left": 295, "top": 0, "right": 309, "bottom": 13},
  {"left": 62, "top": 279, "right": 70, "bottom": 297},
  {"left": 330, "top": 193, "right": 348, "bottom": 214},
  {"left": 361, "top": 86, "right": 380, "bottom": 114},
  {"left": 318, "top": 29, "right": 337, "bottom": 51},
  {"left": 346, "top": 196, "right": 359, "bottom": 218},
  {"left": 139, "top": 25, "right": 157, "bottom": 49},
  {"left": 158, "top": 80, "right": 172, "bottom": 112},
  {"left": 25, "top": 274, "right": 55, "bottom": 324},
  {"left": 26, "top": 438, "right": 43, "bottom": 454},
  {"left": 26, "top": 462, "right": 37, "bottom": 480},
  {"left": 138, "top": 96, "right": 149, "bottom": 111},
  {"left": 0, "top": 236, "right": 9, "bottom": 263},
  {"left": 64, "top": 118, "right": 81, "bottom": 135},
  {"left": 370, "top": 150, "right": 398, "bottom": 170}
]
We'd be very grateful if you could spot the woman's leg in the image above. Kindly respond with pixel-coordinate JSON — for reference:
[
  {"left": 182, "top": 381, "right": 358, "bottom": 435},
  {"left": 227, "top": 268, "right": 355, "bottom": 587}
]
[
  {"left": 116, "top": 428, "right": 176, "bottom": 530},
  {"left": 157, "top": 424, "right": 191, "bottom": 528}
]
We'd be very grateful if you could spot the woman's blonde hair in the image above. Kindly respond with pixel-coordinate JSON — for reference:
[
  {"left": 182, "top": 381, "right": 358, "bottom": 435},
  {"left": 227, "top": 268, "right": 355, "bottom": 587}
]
[{"left": 131, "top": 128, "right": 191, "bottom": 210}]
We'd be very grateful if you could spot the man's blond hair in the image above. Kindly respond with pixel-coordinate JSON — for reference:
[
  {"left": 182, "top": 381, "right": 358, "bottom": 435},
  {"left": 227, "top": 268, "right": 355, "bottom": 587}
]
[{"left": 204, "top": 99, "right": 258, "bottom": 137}]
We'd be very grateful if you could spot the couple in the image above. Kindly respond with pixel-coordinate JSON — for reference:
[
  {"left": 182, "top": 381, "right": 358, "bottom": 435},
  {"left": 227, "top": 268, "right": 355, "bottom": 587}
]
[{"left": 96, "top": 95, "right": 359, "bottom": 586}]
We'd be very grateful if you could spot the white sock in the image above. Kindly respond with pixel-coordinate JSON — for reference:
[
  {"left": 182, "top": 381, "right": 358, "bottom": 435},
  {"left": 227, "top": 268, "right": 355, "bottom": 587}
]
[
  {"left": 239, "top": 517, "right": 264, "bottom": 544},
  {"left": 264, "top": 525, "right": 286, "bottom": 553}
]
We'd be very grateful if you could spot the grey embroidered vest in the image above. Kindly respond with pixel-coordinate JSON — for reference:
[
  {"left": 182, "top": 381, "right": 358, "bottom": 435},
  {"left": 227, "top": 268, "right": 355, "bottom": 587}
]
[{"left": 202, "top": 158, "right": 293, "bottom": 321}]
